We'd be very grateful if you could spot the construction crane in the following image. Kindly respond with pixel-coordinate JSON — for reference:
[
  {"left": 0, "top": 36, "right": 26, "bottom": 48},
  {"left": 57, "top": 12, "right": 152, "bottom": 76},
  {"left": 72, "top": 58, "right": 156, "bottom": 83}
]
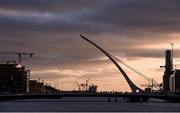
[
  {"left": 76, "top": 81, "right": 81, "bottom": 91},
  {"left": 85, "top": 79, "right": 89, "bottom": 91},
  {"left": 17, "top": 52, "right": 34, "bottom": 64},
  {"left": 141, "top": 79, "right": 160, "bottom": 91},
  {"left": 76, "top": 80, "right": 89, "bottom": 91},
  {"left": 0, "top": 52, "right": 34, "bottom": 64}
]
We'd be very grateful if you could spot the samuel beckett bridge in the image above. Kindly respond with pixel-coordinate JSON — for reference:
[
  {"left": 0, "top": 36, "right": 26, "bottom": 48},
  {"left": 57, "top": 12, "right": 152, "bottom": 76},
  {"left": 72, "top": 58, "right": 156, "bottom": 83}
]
[{"left": 0, "top": 35, "right": 179, "bottom": 102}]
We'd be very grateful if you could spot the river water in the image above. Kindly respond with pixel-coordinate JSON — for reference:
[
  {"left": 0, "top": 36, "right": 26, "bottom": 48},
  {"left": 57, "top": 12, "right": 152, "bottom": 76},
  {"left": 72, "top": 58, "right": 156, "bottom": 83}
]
[{"left": 0, "top": 97, "right": 179, "bottom": 112}]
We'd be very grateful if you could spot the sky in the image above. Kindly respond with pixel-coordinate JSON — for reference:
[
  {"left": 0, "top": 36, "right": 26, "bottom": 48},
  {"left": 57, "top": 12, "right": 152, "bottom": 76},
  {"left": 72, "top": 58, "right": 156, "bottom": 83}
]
[{"left": 0, "top": 0, "right": 180, "bottom": 92}]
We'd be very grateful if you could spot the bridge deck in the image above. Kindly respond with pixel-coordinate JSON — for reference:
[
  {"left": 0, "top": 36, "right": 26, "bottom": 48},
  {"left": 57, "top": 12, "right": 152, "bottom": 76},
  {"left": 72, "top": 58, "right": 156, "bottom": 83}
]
[{"left": 0, "top": 92, "right": 179, "bottom": 102}]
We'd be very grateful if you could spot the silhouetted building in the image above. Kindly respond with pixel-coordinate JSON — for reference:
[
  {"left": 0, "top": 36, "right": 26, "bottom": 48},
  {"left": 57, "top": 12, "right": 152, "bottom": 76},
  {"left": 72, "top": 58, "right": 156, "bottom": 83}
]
[
  {"left": 162, "top": 50, "right": 180, "bottom": 93},
  {"left": 0, "top": 63, "right": 29, "bottom": 94},
  {"left": 43, "top": 85, "right": 59, "bottom": 93},
  {"left": 29, "top": 80, "right": 44, "bottom": 93},
  {"left": 162, "top": 50, "right": 174, "bottom": 91},
  {"left": 88, "top": 84, "right": 98, "bottom": 93},
  {"left": 29, "top": 80, "right": 59, "bottom": 93},
  {"left": 169, "top": 70, "right": 180, "bottom": 93}
]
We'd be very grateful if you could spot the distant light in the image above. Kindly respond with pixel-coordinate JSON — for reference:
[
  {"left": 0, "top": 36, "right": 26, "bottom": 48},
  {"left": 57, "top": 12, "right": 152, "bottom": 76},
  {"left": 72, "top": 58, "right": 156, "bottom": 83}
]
[
  {"left": 16, "top": 64, "right": 22, "bottom": 68},
  {"left": 136, "top": 89, "right": 139, "bottom": 93}
]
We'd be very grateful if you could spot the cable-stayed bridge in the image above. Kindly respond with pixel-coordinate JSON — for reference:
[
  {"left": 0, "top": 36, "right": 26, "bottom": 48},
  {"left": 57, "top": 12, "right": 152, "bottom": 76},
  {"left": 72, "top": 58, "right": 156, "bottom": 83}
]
[
  {"left": 26, "top": 35, "right": 157, "bottom": 92},
  {"left": 0, "top": 35, "right": 179, "bottom": 102}
]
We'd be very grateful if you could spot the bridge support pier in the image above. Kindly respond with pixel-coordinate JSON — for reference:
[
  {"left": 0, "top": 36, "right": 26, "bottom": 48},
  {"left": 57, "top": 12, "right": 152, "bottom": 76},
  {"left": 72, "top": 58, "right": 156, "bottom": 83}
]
[
  {"left": 115, "top": 97, "right": 118, "bottom": 102},
  {"left": 126, "top": 97, "right": 149, "bottom": 102},
  {"left": 108, "top": 97, "right": 119, "bottom": 102},
  {"left": 108, "top": 97, "right": 111, "bottom": 102}
]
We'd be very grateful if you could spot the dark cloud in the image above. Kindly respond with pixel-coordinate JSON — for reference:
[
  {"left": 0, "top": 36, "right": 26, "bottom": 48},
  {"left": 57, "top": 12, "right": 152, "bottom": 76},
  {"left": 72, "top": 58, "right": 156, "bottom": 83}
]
[
  {"left": 0, "top": 0, "right": 180, "bottom": 64},
  {"left": 0, "top": 0, "right": 103, "bottom": 13},
  {"left": 77, "top": 0, "right": 180, "bottom": 33}
]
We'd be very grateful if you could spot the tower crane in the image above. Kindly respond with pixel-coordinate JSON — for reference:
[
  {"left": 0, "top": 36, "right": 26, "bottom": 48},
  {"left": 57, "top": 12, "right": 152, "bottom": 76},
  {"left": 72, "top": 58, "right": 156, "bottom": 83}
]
[
  {"left": 76, "top": 81, "right": 81, "bottom": 91},
  {"left": 17, "top": 52, "right": 34, "bottom": 64},
  {"left": 0, "top": 52, "right": 34, "bottom": 64},
  {"left": 85, "top": 79, "right": 89, "bottom": 91},
  {"left": 76, "top": 80, "right": 89, "bottom": 91}
]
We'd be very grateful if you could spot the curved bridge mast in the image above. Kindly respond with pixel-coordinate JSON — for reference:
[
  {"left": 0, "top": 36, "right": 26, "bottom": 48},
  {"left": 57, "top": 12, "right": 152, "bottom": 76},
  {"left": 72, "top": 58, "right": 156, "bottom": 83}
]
[{"left": 80, "top": 34, "right": 143, "bottom": 93}]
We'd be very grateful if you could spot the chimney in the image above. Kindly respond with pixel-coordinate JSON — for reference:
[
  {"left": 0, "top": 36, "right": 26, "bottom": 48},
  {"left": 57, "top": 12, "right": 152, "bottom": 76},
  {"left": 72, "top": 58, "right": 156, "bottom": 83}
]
[
  {"left": 163, "top": 50, "right": 174, "bottom": 91},
  {"left": 165, "top": 50, "right": 173, "bottom": 73}
]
